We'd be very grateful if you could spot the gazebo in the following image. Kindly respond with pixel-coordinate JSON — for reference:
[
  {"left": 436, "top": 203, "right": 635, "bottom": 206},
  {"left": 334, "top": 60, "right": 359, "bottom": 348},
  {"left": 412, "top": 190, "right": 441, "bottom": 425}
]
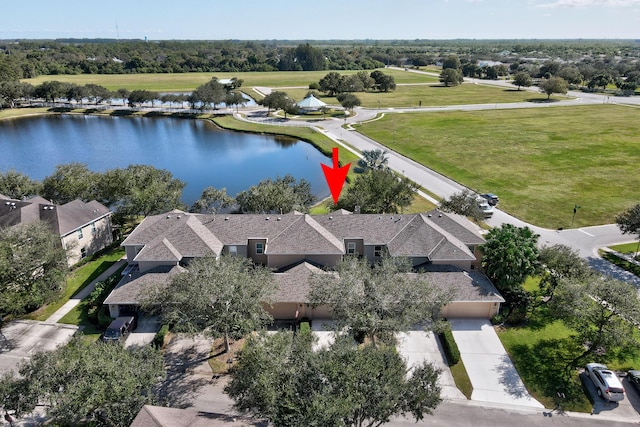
[{"left": 296, "top": 94, "right": 327, "bottom": 112}]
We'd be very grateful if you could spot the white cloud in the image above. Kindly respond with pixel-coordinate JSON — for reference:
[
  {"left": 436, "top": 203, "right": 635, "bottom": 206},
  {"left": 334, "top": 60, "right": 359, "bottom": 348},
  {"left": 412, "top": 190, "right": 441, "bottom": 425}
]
[{"left": 534, "top": 0, "right": 640, "bottom": 7}]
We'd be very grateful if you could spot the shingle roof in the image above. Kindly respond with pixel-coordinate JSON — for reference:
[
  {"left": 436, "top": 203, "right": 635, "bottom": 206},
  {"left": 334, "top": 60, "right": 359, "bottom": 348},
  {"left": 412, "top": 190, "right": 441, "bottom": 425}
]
[
  {"left": 273, "top": 261, "right": 330, "bottom": 303},
  {"left": 0, "top": 196, "right": 110, "bottom": 236},
  {"left": 124, "top": 211, "right": 484, "bottom": 264},
  {"left": 414, "top": 265, "right": 504, "bottom": 303},
  {"left": 104, "top": 265, "right": 186, "bottom": 305}
]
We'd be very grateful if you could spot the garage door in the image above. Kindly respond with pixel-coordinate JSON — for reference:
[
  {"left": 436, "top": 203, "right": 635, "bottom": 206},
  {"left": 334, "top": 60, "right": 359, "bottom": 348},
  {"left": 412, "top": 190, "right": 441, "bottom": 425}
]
[{"left": 442, "top": 302, "right": 493, "bottom": 318}]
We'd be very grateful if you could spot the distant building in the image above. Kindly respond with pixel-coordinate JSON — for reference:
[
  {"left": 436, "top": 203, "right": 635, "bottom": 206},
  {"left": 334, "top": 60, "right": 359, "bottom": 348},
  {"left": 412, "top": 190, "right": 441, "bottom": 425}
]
[
  {"left": 296, "top": 94, "right": 327, "bottom": 112},
  {"left": 0, "top": 196, "right": 113, "bottom": 266}
]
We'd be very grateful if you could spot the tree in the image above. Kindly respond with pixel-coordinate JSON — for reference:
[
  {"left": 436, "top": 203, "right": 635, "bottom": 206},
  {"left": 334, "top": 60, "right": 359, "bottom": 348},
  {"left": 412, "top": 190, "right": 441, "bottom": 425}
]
[
  {"left": 141, "top": 256, "right": 276, "bottom": 353},
  {"left": 337, "top": 93, "right": 361, "bottom": 111},
  {"left": 539, "top": 76, "right": 568, "bottom": 100},
  {"left": 235, "top": 175, "right": 313, "bottom": 214},
  {"left": 552, "top": 276, "right": 640, "bottom": 369},
  {"left": 192, "top": 186, "right": 233, "bottom": 213},
  {"left": 319, "top": 72, "right": 345, "bottom": 96},
  {"left": 336, "top": 169, "right": 416, "bottom": 214},
  {"left": 438, "top": 189, "right": 485, "bottom": 223},
  {"left": 557, "top": 67, "right": 583, "bottom": 85},
  {"left": 481, "top": 224, "right": 539, "bottom": 321},
  {"left": 225, "top": 91, "right": 246, "bottom": 111},
  {"left": 588, "top": 73, "right": 613, "bottom": 90},
  {"left": 0, "top": 221, "right": 67, "bottom": 316},
  {"left": 259, "top": 91, "right": 296, "bottom": 116},
  {"left": 84, "top": 84, "right": 111, "bottom": 105},
  {"left": 0, "top": 169, "right": 42, "bottom": 200},
  {"left": 0, "top": 81, "right": 32, "bottom": 108},
  {"left": 615, "top": 203, "right": 640, "bottom": 256},
  {"left": 358, "top": 149, "right": 389, "bottom": 171},
  {"left": 33, "top": 81, "right": 66, "bottom": 103},
  {"left": 42, "top": 162, "right": 97, "bottom": 204},
  {"left": 127, "top": 89, "right": 158, "bottom": 108},
  {"left": 370, "top": 70, "right": 396, "bottom": 92},
  {"left": 225, "top": 331, "right": 443, "bottom": 427},
  {"left": 535, "top": 244, "right": 592, "bottom": 307},
  {"left": 442, "top": 55, "right": 461, "bottom": 70},
  {"left": 309, "top": 256, "right": 451, "bottom": 344},
  {"left": 191, "top": 79, "right": 226, "bottom": 110},
  {"left": 511, "top": 71, "right": 532, "bottom": 91},
  {"left": 0, "top": 337, "right": 164, "bottom": 426},
  {"left": 115, "top": 164, "right": 185, "bottom": 217},
  {"left": 295, "top": 43, "right": 325, "bottom": 71},
  {"left": 439, "top": 69, "right": 464, "bottom": 87}
]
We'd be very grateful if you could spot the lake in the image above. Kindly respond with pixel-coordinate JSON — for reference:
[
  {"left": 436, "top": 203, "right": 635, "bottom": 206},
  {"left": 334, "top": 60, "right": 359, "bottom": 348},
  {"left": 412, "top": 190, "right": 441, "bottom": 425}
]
[{"left": 0, "top": 114, "right": 331, "bottom": 205}]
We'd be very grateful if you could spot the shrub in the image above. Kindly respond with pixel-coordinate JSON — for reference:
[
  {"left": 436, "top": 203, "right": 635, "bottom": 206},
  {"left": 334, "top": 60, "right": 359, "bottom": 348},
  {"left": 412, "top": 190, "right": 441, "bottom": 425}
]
[
  {"left": 308, "top": 82, "right": 320, "bottom": 90},
  {"left": 299, "top": 321, "right": 311, "bottom": 336},
  {"left": 97, "top": 305, "right": 114, "bottom": 328},
  {"left": 439, "top": 323, "right": 460, "bottom": 366},
  {"left": 153, "top": 324, "right": 170, "bottom": 349}
]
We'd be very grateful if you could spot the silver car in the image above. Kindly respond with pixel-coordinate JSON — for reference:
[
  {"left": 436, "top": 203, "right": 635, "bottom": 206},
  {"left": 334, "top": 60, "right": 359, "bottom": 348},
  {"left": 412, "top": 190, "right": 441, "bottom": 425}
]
[{"left": 586, "top": 363, "right": 625, "bottom": 402}]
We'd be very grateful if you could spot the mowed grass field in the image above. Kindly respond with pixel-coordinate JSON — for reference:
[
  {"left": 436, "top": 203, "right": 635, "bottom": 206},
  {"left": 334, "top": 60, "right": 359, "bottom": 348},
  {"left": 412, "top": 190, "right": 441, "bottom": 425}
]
[
  {"left": 356, "top": 104, "right": 640, "bottom": 228},
  {"left": 284, "top": 83, "right": 551, "bottom": 109},
  {"left": 22, "top": 68, "right": 434, "bottom": 92}
]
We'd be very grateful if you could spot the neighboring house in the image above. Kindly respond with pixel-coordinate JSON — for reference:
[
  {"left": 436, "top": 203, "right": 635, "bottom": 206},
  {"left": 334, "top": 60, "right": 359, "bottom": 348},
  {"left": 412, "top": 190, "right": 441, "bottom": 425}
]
[
  {"left": 105, "top": 209, "right": 503, "bottom": 320},
  {"left": 0, "top": 196, "right": 113, "bottom": 266}
]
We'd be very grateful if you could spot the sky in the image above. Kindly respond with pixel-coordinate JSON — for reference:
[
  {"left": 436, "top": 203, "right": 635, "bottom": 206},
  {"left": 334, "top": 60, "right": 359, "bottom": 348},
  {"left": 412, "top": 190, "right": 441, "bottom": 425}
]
[{"left": 1, "top": 0, "right": 639, "bottom": 40}]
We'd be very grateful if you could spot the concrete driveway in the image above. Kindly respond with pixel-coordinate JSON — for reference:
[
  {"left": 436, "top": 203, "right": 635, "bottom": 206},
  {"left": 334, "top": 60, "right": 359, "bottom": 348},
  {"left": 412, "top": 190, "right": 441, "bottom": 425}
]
[
  {"left": 581, "top": 371, "right": 640, "bottom": 420},
  {"left": 125, "top": 315, "right": 160, "bottom": 348},
  {"left": 449, "top": 318, "right": 544, "bottom": 408},
  {"left": 0, "top": 320, "right": 78, "bottom": 375},
  {"left": 396, "top": 330, "right": 465, "bottom": 400}
]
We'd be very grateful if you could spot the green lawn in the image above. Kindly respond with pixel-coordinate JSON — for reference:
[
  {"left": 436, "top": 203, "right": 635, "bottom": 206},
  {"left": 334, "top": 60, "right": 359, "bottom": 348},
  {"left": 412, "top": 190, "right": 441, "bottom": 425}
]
[
  {"left": 356, "top": 104, "right": 640, "bottom": 228},
  {"left": 22, "top": 68, "right": 433, "bottom": 92},
  {"left": 498, "top": 277, "right": 640, "bottom": 412},
  {"left": 0, "top": 107, "right": 52, "bottom": 120},
  {"left": 280, "top": 82, "right": 546, "bottom": 110},
  {"left": 27, "top": 247, "right": 125, "bottom": 321},
  {"left": 609, "top": 242, "right": 640, "bottom": 254},
  {"left": 600, "top": 251, "right": 640, "bottom": 278}
]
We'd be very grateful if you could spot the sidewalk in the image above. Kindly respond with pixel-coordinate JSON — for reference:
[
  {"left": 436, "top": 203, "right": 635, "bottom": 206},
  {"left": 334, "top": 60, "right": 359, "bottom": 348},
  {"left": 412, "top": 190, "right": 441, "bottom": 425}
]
[{"left": 45, "top": 259, "right": 126, "bottom": 323}]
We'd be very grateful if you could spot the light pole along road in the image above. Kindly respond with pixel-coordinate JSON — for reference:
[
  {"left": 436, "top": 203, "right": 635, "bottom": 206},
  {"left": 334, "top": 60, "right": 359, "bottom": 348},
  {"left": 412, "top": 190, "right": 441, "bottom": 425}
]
[{"left": 238, "top": 81, "right": 640, "bottom": 287}]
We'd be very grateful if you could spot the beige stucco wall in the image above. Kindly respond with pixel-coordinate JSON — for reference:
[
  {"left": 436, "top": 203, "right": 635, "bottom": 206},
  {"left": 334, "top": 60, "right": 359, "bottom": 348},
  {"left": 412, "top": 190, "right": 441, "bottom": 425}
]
[{"left": 62, "top": 216, "right": 113, "bottom": 266}]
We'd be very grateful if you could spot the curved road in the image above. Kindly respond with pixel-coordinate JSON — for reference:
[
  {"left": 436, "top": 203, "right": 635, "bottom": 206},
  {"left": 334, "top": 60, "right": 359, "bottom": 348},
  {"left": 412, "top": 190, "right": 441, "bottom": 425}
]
[{"left": 240, "top": 79, "right": 640, "bottom": 286}]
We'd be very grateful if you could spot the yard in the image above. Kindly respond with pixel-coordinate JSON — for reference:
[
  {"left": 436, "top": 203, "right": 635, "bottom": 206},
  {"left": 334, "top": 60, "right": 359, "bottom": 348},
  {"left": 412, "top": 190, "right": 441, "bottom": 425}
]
[
  {"left": 356, "top": 104, "right": 640, "bottom": 228},
  {"left": 497, "top": 278, "right": 640, "bottom": 412}
]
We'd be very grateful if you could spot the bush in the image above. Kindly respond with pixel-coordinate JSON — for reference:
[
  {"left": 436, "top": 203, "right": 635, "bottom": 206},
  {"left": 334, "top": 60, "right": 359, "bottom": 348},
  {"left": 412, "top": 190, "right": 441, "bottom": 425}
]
[
  {"left": 308, "top": 82, "right": 320, "bottom": 90},
  {"left": 97, "top": 305, "right": 114, "bottom": 328},
  {"left": 153, "top": 324, "right": 170, "bottom": 349},
  {"left": 439, "top": 323, "right": 460, "bottom": 366},
  {"left": 299, "top": 321, "right": 311, "bottom": 336}
]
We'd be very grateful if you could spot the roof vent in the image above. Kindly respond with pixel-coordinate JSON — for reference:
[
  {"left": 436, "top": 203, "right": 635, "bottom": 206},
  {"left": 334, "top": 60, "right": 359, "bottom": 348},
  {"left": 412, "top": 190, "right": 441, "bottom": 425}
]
[
  {"left": 266, "top": 217, "right": 270, "bottom": 220},
  {"left": 427, "top": 213, "right": 432, "bottom": 217},
  {"left": 438, "top": 213, "right": 442, "bottom": 217},
  {"left": 224, "top": 217, "right": 229, "bottom": 221},
  {"left": 10, "top": 202, "right": 15, "bottom": 206},
  {"left": 166, "top": 215, "right": 171, "bottom": 219},
  {"left": 329, "top": 216, "right": 333, "bottom": 220},
  {"left": 277, "top": 217, "right": 281, "bottom": 221},
  {"left": 4, "top": 202, "right": 9, "bottom": 205},
  {"left": 177, "top": 215, "right": 181, "bottom": 219}
]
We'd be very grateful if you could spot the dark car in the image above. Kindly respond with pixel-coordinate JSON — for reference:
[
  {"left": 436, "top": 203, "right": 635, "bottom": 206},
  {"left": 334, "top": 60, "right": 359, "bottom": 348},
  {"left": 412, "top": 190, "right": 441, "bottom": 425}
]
[
  {"left": 102, "top": 316, "right": 137, "bottom": 343},
  {"left": 628, "top": 370, "right": 640, "bottom": 393},
  {"left": 480, "top": 193, "right": 499, "bottom": 206}
]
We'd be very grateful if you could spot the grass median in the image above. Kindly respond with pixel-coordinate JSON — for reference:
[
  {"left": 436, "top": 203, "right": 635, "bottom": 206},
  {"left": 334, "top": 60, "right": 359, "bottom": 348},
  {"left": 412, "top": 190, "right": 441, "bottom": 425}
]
[{"left": 356, "top": 104, "right": 640, "bottom": 228}]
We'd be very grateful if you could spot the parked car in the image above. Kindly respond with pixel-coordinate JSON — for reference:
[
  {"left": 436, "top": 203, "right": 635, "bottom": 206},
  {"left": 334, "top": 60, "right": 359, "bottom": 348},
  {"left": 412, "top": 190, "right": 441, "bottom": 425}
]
[
  {"left": 102, "top": 316, "right": 137, "bottom": 343},
  {"left": 586, "top": 363, "right": 625, "bottom": 401},
  {"left": 480, "top": 193, "right": 499, "bottom": 206},
  {"left": 627, "top": 370, "right": 640, "bottom": 394},
  {"left": 477, "top": 199, "right": 494, "bottom": 218}
]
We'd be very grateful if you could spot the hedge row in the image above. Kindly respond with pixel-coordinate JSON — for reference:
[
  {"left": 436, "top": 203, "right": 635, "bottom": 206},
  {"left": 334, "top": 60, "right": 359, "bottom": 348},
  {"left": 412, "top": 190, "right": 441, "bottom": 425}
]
[{"left": 439, "top": 324, "right": 460, "bottom": 366}]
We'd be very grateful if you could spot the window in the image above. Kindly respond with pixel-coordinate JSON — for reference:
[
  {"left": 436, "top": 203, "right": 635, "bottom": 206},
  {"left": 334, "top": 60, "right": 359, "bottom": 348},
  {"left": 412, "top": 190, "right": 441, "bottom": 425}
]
[
  {"left": 256, "top": 242, "right": 264, "bottom": 254},
  {"left": 91, "top": 222, "right": 97, "bottom": 234},
  {"left": 80, "top": 247, "right": 87, "bottom": 258},
  {"left": 229, "top": 245, "right": 238, "bottom": 256},
  {"left": 468, "top": 245, "right": 475, "bottom": 253},
  {"left": 347, "top": 242, "right": 356, "bottom": 255},
  {"left": 374, "top": 245, "right": 383, "bottom": 257},
  {"left": 77, "top": 229, "right": 83, "bottom": 240}
]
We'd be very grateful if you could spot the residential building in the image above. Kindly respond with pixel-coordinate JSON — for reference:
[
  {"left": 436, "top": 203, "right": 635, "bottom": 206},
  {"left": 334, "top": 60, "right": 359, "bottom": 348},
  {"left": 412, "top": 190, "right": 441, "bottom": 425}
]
[
  {"left": 105, "top": 209, "right": 503, "bottom": 320},
  {"left": 0, "top": 196, "right": 113, "bottom": 266}
]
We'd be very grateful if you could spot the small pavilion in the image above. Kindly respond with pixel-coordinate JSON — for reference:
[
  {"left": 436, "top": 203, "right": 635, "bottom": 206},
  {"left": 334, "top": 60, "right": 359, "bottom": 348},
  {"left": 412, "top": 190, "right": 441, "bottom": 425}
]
[{"left": 296, "top": 94, "right": 327, "bottom": 112}]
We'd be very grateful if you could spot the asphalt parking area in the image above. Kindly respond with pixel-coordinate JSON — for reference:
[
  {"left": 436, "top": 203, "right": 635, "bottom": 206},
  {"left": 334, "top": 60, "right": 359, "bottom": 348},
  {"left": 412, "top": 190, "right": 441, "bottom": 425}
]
[{"left": 0, "top": 320, "right": 78, "bottom": 375}]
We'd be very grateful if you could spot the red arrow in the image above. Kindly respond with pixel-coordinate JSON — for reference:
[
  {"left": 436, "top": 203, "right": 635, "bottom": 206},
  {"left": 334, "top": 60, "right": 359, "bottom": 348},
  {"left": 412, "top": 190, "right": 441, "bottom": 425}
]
[{"left": 321, "top": 147, "right": 350, "bottom": 205}]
